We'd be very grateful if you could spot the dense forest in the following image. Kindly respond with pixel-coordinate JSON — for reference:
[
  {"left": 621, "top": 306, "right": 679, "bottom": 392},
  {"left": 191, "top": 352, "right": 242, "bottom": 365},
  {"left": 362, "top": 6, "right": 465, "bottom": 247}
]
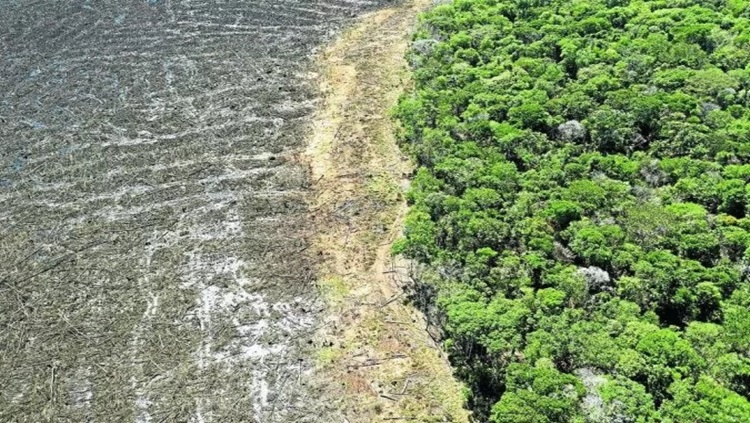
[{"left": 394, "top": 0, "right": 750, "bottom": 421}]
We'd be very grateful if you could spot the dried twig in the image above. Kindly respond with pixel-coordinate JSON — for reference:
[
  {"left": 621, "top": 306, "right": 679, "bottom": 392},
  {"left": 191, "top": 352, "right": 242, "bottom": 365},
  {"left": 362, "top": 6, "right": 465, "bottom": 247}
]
[{"left": 379, "top": 293, "right": 403, "bottom": 308}]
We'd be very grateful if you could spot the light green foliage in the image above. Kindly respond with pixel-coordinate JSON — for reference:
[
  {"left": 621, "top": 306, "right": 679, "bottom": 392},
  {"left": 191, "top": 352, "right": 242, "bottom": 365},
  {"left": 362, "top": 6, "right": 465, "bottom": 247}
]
[
  {"left": 491, "top": 361, "right": 585, "bottom": 423},
  {"left": 661, "top": 377, "right": 750, "bottom": 423},
  {"left": 396, "top": 0, "right": 750, "bottom": 419},
  {"left": 597, "top": 376, "right": 658, "bottom": 423}
]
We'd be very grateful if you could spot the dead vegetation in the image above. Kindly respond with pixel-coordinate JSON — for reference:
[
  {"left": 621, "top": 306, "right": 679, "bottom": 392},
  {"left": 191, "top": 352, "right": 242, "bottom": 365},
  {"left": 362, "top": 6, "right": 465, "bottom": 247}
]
[
  {"left": 305, "top": 1, "right": 471, "bottom": 421},
  {"left": 0, "top": 1, "right": 395, "bottom": 422}
]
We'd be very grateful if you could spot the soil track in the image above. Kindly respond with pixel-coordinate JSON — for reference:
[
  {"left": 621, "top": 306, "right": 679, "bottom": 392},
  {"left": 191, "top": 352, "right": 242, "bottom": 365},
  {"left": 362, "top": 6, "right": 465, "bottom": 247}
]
[
  {"left": 306, "top": 2, "right": 470, "bottom": 421},
  {"left": 0, "top": 1, "right": 396, "bottom": 422}
]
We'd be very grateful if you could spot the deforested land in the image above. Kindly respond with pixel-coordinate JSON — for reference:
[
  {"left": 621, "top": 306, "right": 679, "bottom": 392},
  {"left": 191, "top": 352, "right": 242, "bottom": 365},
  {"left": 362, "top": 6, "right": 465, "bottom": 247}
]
[
  {"left": 305, "top": 0, "right": 470, "bottom": 420},
  {"left": 0, "top": 0, "right": 405, "bottom": 421},
  {"left": 395, "top": 0, "right": 750, "bottom": 421}
]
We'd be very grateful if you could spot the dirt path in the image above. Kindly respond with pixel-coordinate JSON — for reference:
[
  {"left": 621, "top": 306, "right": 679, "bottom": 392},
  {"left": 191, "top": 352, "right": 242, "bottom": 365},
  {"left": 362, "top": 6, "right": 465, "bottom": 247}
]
[{"left": 305, "top": 1, "right": 471, "bottom": 422}]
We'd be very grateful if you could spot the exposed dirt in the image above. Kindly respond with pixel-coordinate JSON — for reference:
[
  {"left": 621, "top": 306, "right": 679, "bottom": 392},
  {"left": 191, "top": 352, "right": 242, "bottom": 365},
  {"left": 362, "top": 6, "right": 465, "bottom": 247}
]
[
  {"left": 0, "top": 1, "right": 395, "bottom": 422},
  {"left": 305, "top": 1, "right": 471, "bottom": 422}
]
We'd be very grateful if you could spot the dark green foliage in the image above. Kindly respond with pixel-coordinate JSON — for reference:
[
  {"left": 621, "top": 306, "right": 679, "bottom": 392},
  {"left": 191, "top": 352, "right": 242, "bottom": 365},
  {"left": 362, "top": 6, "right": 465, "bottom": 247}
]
[{"left": 396, "top": 0, "right": 750, "bottom": 420}]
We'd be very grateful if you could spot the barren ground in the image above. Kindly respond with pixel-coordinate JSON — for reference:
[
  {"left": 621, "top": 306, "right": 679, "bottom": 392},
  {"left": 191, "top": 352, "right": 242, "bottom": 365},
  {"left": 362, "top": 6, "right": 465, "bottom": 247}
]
[
  {"left": 0, "top": 1, "right": 394, "bottom": 421},
  {"left": 306, "top": 1, "right": 470, "bottom": 421},
  {"left": 0, "top": 0, "right": 466, "bottom": 421}
]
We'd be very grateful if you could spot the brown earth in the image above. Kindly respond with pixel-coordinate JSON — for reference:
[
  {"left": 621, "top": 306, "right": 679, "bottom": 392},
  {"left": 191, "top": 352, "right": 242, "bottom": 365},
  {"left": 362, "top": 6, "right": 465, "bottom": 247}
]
[
  {"left": 0, "top": 1, "right": 403, "bottom": 421},
  {"left": 305, "top": 1, "right": 471, "bottom": 422}
]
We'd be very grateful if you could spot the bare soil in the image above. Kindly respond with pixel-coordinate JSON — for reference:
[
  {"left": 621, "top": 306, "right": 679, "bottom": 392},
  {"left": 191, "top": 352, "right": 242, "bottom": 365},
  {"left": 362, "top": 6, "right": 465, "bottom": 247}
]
[
  {"left": 305, "top": 2, "right": 471, "bottom": 421},
  {"left": 0, "top": 1, "right": 395, "bottom": 422}
]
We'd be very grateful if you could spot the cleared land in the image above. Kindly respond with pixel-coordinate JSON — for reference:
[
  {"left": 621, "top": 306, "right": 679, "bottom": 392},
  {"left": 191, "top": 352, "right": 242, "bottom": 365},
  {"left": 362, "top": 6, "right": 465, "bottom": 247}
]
[
  {"left": 0, "top": 1, "right": 392, "bottom": 421},
  {"left": 306, "top": 1, "right": 470, "bottom": 421}
]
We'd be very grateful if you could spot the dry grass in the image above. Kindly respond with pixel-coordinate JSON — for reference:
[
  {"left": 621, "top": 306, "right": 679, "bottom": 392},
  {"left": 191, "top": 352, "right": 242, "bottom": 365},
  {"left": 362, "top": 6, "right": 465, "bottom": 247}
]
[{"left": 304, "top": 1, "right": 471, "bottom": 421}]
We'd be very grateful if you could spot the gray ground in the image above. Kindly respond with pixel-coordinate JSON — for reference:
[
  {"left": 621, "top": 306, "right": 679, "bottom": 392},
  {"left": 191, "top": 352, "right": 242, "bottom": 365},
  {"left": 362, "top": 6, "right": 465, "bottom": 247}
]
[{"left": 0, "top": 0, "right": 389, "bottom": 421}]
